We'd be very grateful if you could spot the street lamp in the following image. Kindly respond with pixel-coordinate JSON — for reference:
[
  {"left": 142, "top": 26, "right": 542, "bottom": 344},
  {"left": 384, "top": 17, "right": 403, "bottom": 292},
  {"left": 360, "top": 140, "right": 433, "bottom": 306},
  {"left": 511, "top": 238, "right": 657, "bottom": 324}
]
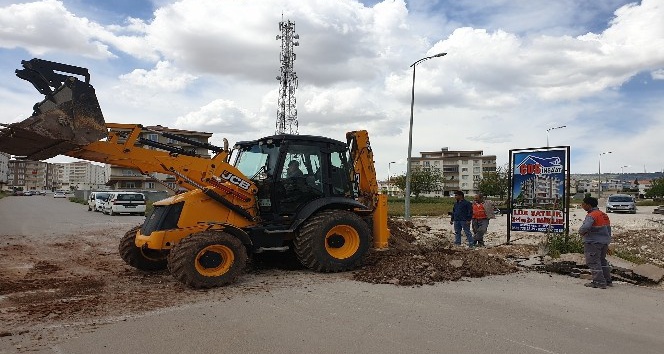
[
  {"left": 598, "top": 151, "right": 612, "bottom": 198},
  {"left": 546, "top": 125, "right": 566, "bottom": 147},
  {"left": 405, "top": 52, "right": 447, "bottom": 220},
  {"left": 388, "top": 161, "right": 396, "bottom": 196}
]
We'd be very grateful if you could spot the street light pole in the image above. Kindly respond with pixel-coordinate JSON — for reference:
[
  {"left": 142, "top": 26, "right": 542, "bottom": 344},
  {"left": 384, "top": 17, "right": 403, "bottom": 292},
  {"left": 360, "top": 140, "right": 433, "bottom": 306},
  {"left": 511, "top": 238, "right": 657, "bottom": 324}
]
[
  {"left": 546, "top": 125, "right": 566, "bottom": 147},
  {"left": 598, "top": 151, "right": 612, "bottom": 198},
  {"left": 388, "top": 161, "right": 396, "bottom": 196},
  {"left": 405, "top": 52, "right": 447, "bottom": 220}
]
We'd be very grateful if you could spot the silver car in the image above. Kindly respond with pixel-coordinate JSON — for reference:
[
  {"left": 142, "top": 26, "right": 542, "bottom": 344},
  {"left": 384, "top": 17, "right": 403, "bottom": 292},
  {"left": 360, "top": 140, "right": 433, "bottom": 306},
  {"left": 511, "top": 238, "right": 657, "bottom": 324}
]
[{"left": 606, "top": 194, "right": 636, "bottom": 214}]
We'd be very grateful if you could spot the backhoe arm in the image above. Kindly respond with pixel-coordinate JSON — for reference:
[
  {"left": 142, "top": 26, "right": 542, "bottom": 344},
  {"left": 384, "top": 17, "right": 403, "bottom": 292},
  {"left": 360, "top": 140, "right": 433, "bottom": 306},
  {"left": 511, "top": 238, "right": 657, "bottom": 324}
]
[{"left": 346, "top": 130, "right": 389, "bottom": 248}]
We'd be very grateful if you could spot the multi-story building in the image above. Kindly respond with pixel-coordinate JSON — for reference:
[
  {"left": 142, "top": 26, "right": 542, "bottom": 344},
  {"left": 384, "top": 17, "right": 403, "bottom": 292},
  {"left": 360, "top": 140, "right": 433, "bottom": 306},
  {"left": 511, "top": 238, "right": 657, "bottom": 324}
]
[
  {"left": 0, "top": 152, "right": 10, "bottom": 191},
  {"left": 106, "top": 125, "right": 213, "bottom": 193},
  {"left": 410, "top": 147, "right": 497, "bottom": 197},
  {"left": 8, "top": 160, "right": 55, "bottom": 191},
  {"left": 53, "top": 161, "right": 107, "bottom": 191},
  {"left": 0, "top": 152, "right": 11, "bottom": 191},
  {"left": 518, "top": 174, "right": 564, "bottom": 206}
]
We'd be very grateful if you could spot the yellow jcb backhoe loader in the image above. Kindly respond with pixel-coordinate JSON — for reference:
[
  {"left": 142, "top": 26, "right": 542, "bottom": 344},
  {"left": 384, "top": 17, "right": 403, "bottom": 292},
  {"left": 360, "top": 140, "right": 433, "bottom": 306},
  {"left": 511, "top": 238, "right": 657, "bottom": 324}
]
[{"left": 0, "top": 58, "right": 389, "bottom": 288}]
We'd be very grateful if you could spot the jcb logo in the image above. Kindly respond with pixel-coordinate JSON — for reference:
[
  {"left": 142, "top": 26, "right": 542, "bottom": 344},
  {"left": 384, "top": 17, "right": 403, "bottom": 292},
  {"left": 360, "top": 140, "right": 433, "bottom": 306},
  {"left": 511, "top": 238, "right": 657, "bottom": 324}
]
[{"left": 221, "top": 171, "right": 251, "bottom": 191}]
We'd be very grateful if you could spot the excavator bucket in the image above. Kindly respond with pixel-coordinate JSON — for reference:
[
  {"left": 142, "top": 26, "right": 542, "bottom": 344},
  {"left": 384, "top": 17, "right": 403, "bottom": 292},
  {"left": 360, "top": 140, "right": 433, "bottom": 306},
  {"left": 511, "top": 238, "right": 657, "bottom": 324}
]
[{"left": 0, "top": 59, "right": 107, "bottom": 160}]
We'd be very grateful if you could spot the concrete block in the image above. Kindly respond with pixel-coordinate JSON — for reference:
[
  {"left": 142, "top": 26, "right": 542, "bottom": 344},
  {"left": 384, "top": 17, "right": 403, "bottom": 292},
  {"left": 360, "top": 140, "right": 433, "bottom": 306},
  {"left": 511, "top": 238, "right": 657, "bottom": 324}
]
[
  {"left": 606, "top": 255, "right": 635, "bottom": 272},
  {"left": 632, "top": 264, "right": 664, "bottom": 283}
]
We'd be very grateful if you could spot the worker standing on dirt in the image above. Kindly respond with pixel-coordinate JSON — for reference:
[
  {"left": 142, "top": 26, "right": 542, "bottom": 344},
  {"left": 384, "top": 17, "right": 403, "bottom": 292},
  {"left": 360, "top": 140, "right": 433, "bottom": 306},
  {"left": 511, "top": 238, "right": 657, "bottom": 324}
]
[
  {"left": 579, "top": 196, "right": 612, "bottom": 289},
  {"left": 471, "top": 193, "right": 495, "bottom": 247},
  {"left": 450, "top": 191, "right": 473, "bottom": 247}
]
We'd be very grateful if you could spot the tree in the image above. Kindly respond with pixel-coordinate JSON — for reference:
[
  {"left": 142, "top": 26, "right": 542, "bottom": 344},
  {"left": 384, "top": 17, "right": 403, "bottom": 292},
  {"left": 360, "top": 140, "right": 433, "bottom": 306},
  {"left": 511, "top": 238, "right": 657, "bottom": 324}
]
[
  {"left": 391, "top": 167, "right": 443, "bottom": 199},
  {"left": 478, "top": 165, "right": 509, "bottom": 200},
  {"left": 645, "top": 177, "right": 664, "bottom": 198}
]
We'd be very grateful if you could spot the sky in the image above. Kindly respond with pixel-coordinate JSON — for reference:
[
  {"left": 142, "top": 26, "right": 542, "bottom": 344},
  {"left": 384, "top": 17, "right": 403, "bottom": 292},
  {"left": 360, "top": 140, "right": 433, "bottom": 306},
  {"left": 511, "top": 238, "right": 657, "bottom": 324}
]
[{"left": 1, "top": 0, "right": 663, "bottom": 179}]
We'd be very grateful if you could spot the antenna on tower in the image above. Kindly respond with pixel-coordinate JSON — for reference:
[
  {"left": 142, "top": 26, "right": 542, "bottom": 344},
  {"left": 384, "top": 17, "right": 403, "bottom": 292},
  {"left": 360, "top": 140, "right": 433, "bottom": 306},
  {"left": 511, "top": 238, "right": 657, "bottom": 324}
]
[{"left": 275, "top": 17, "right": 299, "bottom": 135}]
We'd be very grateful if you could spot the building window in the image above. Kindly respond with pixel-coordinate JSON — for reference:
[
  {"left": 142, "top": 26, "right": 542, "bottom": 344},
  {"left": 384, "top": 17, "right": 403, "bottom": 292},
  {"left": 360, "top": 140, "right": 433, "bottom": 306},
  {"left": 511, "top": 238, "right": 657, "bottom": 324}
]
[
  {"left": 146, "top": 133, "right": 159, "bottom": 142},
  {"left": 474, "top": 160, "right": 479, "bottom": 165},
  {"left": 462, "top": 160, "right": 468, "bottom": 165},
  {"left": 473, "top": 175, "right": 481, "bottom": 181},
  {"left": 462, "top": 175, "right": 469, "bottom": 180},
  {"left": 473, "top": 167, "right": 480, "bottom": 173},
  {"left": 461, "top": 167, "right": 468, "bottom": 172},
  {"left": 145, "top": 182, "right": 155, "bottom": 189}
]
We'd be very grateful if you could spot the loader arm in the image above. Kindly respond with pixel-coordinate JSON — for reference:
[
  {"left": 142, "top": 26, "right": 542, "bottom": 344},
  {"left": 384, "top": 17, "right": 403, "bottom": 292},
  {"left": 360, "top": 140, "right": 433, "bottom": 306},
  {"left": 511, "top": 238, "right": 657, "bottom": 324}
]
[
  {"left": 346, "top": 130, "right": 389, "bottom": 248},
  {"left": 0, "top": 58, "right": 258, "bottom": 221}
]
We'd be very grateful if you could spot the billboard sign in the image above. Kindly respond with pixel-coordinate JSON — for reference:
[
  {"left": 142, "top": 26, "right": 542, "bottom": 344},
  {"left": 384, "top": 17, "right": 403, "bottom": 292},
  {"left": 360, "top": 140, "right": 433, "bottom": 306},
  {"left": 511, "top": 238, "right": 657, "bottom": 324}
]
[{"left": 509, "top": 147, "right": 569, "bottom": 235}]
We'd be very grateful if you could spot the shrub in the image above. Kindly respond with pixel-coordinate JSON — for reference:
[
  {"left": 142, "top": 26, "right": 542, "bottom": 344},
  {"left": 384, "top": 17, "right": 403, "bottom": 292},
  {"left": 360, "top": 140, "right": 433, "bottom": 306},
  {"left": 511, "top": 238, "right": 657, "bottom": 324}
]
[{"left": 546, "top": 231, "right": 584, "bottom": 258}]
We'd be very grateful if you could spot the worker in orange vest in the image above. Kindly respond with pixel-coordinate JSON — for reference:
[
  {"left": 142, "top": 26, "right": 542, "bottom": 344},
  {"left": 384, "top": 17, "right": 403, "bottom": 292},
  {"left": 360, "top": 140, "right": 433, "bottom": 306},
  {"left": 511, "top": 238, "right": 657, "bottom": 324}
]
[
  {"left": 579, "top": 196, "right": 612, "bottom": 289},
  {"left": 471, "top": 193, "right": 495, "bottom": 247}
]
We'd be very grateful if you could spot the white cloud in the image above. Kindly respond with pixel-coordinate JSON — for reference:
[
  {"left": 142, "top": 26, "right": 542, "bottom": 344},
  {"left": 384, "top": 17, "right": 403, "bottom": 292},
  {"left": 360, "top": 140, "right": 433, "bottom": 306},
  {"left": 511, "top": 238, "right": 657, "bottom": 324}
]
[
  {"left": 652, "top": 69, "right": 664, "bottom": 80},
  {"left": 119, "top": 61, "right": 197, "bottom": 91},
  {"left": 173, "top": 99, "right": 269, "bottom": 135},
  {"left": 0, "top": 0, "right": 115, "bottom": 58},
  {"left": 0, "top": 0, "right": 663, "bottom": 176}
]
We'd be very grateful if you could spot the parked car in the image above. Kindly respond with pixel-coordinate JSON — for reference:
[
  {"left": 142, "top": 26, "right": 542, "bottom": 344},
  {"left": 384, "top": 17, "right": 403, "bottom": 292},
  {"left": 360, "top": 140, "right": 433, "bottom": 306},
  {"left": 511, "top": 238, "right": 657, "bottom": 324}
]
[
  {"left": 88, "top": 191, "right": 110, "bottom": 212},
  {"left": 101, "top": 192, "right": 146, "bottom": 216},
  {"left": 53, "top": 190, "right": 67, "bottom": 198},
  {"left": 653, "top": 205, "right": 664, "bottom": 215},
  {"left": 605, "top": 194, "right": 636, "bottom": 214},
  {"left": 23, "top": 190, "right": 34, "bottom": 196}
]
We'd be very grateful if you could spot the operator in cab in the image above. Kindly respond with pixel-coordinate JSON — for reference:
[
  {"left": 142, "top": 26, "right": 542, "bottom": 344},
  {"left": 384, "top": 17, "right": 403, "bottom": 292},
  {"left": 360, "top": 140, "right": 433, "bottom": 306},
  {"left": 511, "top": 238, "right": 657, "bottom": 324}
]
[{"left": 286, "top": 160, "right": 304, "bottom": 178}]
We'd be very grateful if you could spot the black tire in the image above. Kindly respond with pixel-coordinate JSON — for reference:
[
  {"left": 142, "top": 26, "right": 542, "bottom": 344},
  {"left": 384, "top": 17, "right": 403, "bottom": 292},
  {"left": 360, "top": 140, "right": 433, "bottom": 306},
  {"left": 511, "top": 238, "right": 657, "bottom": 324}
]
[
  {"left": 294, "top": 210, "right": 371, "bottom": 272},
  {"left": 168, "top": 231, "right": 247, "bottom": 288},
  {"left": 118, "top": 225, "right": 167, "bottom": 271},
  {"left": 87, "top": 205, "right": 92, "bottom": 211}
]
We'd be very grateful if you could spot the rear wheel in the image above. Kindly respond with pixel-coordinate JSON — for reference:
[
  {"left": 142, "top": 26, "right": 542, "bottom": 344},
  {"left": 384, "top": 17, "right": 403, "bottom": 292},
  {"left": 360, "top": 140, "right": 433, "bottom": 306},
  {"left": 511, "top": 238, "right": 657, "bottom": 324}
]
[
  {"left": 294, "top": 210, "right": 370, "bottom": 272},
  {"left": 119, "top": 225, "right": 167, "bottom": 271},
  {"left": 168, "top": 231, "right": 247, "bottom": 288}
]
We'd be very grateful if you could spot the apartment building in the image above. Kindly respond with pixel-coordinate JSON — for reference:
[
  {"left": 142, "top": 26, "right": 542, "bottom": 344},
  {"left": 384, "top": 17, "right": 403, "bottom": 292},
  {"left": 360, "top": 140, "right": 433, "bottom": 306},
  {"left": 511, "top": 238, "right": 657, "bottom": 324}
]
[
  {"left": 0, "top": 152, "right": 10, "bottom": 191},
  {"left": 7, "top": 160, "right": 56, "bottom": 191},
  {"left": 410, "top": 147, "right": 497, "bottom": 197},
  {"left": 106, "top": 125, "right": 213, "bottom": 193},
  {"left": 53, "top": 161, "right": 106, "bottom": 191}
]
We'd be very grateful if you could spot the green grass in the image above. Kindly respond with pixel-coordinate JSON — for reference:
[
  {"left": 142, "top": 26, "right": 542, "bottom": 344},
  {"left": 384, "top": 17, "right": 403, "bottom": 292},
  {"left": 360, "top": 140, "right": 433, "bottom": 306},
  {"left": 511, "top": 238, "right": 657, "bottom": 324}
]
[
  {"left": 612, "top": 249, "right": 647, "bottom": 264},
  {"left": 387, "top": 197, "right": 456, "bottom": 217},
  {"left": 546, "top": 231, "right": 584, "bottom": 258},
  {"left": 636, "top": 199, "right": 662, "bottom": 206}
]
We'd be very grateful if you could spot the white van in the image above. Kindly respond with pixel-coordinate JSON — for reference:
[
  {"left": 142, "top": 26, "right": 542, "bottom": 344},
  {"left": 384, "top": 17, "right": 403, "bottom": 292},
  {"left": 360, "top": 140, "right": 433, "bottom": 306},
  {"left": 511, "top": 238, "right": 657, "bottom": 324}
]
[
  {"left": 102, "top": 192, "right": 146, "bottom": 216},
  {"left": 88, "top": 191, "right": 111, "bottom": 212}
]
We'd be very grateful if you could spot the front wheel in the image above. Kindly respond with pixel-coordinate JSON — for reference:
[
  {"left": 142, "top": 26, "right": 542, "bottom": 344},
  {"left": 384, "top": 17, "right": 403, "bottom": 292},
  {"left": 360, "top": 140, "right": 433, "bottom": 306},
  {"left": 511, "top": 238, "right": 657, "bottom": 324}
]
[
  {"left": 119, "top": 225, "right": 167, "bottom": 271},
  {"left": 168, "top": 231, "right": 247, "bottom": 288},
  {"left": 294, "top": 210, "right": 371, "bottom": 272}
]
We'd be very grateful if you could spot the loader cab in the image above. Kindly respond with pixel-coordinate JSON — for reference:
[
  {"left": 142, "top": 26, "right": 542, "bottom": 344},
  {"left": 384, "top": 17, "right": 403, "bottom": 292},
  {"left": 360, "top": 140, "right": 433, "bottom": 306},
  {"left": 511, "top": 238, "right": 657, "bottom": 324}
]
[{"left": 233, "top": 135, "right": 353, "bottom": 224}]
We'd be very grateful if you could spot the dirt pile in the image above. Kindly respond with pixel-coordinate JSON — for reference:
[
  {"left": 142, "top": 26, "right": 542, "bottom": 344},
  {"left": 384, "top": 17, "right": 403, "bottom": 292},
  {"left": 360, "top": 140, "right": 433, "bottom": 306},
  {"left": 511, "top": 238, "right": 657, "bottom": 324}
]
[{"left": 353, "top": 218, "right": 520, "bottom": 286}]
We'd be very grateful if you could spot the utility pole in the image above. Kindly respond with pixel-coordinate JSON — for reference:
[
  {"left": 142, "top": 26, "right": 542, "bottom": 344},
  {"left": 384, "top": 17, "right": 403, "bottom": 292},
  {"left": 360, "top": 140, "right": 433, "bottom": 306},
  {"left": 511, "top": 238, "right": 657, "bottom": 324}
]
[{"left": 275, "top": 18, "right": 299, "bottom": 135}]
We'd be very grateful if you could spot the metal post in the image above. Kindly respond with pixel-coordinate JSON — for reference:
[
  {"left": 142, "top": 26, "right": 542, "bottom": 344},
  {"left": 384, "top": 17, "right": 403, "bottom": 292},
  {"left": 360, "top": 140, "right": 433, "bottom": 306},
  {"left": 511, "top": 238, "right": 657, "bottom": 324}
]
[
  {"left": 388, "top": 161, "right": 396, "bottom": 196},
  {"left": 546, "top": 125, "right": 566, "bottom": 148},
  {"left": 405, "top": 52, "right": 447, "bottom": 220},
  {"left": 598, "top": 151, "right": 612, "bottom": 198}
]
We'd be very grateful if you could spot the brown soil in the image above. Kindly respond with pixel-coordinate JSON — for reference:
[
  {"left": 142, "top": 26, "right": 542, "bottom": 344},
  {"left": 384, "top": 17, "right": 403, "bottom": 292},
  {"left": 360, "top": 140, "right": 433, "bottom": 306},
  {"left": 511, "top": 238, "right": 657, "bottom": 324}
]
[{"left": 353, "top": 219, "right": 520, "bottom": 286}]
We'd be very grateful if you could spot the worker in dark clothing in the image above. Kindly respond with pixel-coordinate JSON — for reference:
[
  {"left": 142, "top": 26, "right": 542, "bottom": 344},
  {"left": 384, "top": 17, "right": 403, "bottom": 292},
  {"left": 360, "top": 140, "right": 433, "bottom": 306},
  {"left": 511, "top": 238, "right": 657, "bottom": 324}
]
[
  {"left": 450, "top": 190, "right": 473, "bottom": 247},
  {"left": 579, "top": 196, "right": 612, "bottom": 289}
]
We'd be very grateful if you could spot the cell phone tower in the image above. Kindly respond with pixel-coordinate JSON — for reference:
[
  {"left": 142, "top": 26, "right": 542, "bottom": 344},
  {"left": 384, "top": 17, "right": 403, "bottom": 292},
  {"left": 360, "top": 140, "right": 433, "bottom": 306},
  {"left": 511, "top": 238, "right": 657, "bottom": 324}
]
[{"left": 275, "top": 18, "right": 299, "bottom": 135}]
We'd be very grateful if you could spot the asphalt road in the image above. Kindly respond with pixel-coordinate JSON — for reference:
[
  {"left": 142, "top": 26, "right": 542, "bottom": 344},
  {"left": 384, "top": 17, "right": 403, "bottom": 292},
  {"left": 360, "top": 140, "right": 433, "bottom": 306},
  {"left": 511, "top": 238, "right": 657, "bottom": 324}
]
[{"left": 1, "top": 195, "right": 664, "bottom": 354}]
